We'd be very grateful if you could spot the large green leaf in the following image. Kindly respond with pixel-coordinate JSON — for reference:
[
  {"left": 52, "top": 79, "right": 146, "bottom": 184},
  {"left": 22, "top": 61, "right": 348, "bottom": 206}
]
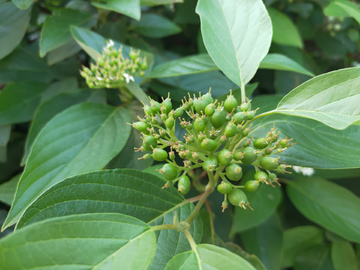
[
  {"left": 240, "top": 213, "right": 283, "bottom": 270},
  {"left": 131, "top": 13, "right": 181, "bottom": 38},
  {"left": 2, "top": 103, "right": 131, "bottom": 229},
  {"left": 333, "top": 1, "right": 360, "bottom": 25},
  {"left": 40, "top": 8, "right": 96, "bottom": 57},
  {"left": 17, "top": 169, "right": 203, "bottom": 269},
  {"left": 22, "top": 89, "right": 106, "bottom": 165},
  {"left": 92, "top": 0, "right": 140, "bottom": 20},
  {"left": 282, "top": 226, "right": 324, "bottom": 268},
  {"left": 148, "top": 54, "right": 218, "bottom": 78},
  {"left": 231, "top": 171, "right": 282, "bottom": 235},
  {"left": 165, "top": 244, "right": 256, "bottom": 270},
  {"left": 196, "top": 0, "right": 272, "bottom": 86},
  {"left": 267, "top": 8, "right": 303, "bottom": 48},
  {"left": 0, "top": 82, "right": 49, "bottom": 125},
  {"left": 267, "top": 67, "right": 360, "bottom": 130},
  {"left": 12, "top": 0, "right": 33, "bottom": 9},
  {"left": 331, "top": 241, "right": 358, "bottom": 270},
  {"left": 294, "top": 244, "right": 334, "bottom": 270},
  {"left": 0, "top": 174, "right": 20, "bottom": 206},
  {"left": 0, "top": 2, "right": 31, "bottom": 60},
  {"left": 287, "top": 177, "right": 360, "bottom": 243},
  {"left": 259, "top": 53, "right": 314, "bottom": 77},
  {"left": 0, "top": 213, "right": 157, "bottom": 269},
  {"left": 141, "top": 0, "right": 183, "bottom": 6},
  {"left": 47, "top": 40, "right": 82, "bottom": 65}
]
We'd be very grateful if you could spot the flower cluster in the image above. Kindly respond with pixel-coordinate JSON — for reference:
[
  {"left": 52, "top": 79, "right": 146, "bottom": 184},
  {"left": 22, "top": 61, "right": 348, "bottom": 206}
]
[
  {"left": 132, "top": 90, "right": 295, "bottom": 211},
  {"left": 80, "top": 40, "right": 148, "bottom": 88}
]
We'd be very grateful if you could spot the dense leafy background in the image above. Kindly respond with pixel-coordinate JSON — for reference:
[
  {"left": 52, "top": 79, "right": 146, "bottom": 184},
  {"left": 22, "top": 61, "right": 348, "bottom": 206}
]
[{"left": 0, "top": 0, "right": 360, "bottom": 269}]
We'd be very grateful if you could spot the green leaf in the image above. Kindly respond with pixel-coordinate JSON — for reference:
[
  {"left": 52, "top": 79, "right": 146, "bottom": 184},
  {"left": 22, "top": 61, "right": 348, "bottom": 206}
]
[
  {"left": 230, "top": 172, "right": 282, "bottom": 235},
  {"left": 0, "top": 82, "right": 49, "bottom": 125},
  {"left": 17, "top": 169, "right": 203, "bottom": 269},
  {"left": 141, "top": 0, "right": 183, "bottom": 6},
  {"left": 165, "top": 244, "right": 257, "bottom": 270},
  {"left": 125, "top": 81, "right": 151, "bottom": 105},
  {"left": 0, "top": 42, "right": 53, "bottom": 84},
  {"left": 148, "top": 54, "right": 218, "bottom": 78},
  {"left": 0, "top": 213, "right": 157, "bottom": 269},
  {"left": 269, "top": 67, "right": 360, "bottom": 130},
  {"left": 40, "top": 77, "right": 80, "bottom": 101},
  {"left": 333, "top": 1, "right": 360, "bottom": 25},
  {"left": 282, "top": 226, "right": 324, "bottom": 268},
  {"left": 240, "top": 213, "right": 283, "bottom": 270},
  {"left": 47, "top": 40, "right": 82, "bottom": 65},
  {"left": 92, "top": 0, "right": 140, "bottom": 20},
  {"left": 268, "top": 8, "right": 303, "bottom": 48},
  {"left": 196, "top": 0, "right": 272, "bottom": 86},
  {"left": 294, "top": 244, "right": 334, "bottom": 270},
  {"left": 0, "top": 125, "right": 10, "bottom": 162},
  {"left": 0, "top": 2, "right": 31, "bottom": 60},
  {"left": 287, "top": 177, "right": 360, "bottom": 243},
  {"left": 259, "top": 53, "right": 314, "bottom": 77},
  {"left": 324, "top": 1, "right": 350, "bottom": 18},
  {"left": 12, "top": 0, "right": 33, "bottom": 9},
  {"left": 22, "top": 89, "right": 106, "bottom": 165},
  {"left": 331, "top": 241, "right": 358, "bottom": 270},
  {"left": 131, "top": 13, "right": 181, "bottom": 38},
  {"left": 0, "top": 174, "right": 20, "bottom": 205},
  {"left": 40, "top": 8, "right": 96, "bottom": 57},
  {"left": 2, "top": 103, "right": 131, "bottom": 229}
]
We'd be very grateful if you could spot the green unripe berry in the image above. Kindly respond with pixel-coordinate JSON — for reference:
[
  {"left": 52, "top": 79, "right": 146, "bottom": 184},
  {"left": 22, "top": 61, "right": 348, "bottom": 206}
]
[
  {"left": 162, "top": 98, "right": 172, "bottom": 114},
  {"left": 253, "top": 138, "right": 269, "bottom": 149},
  {"left": 174, "top": 108, "right": 184, "bottom": 118},
  {"left": 182, "top": 103, "right": 190, "bottom": 111},
  {"left": 211, "top": 110, "right": 227, "bottom": 129},
  {"left": 280, "top": 139, "right": 290, "bottom": 148},
  {"left": 232, "top": 112, "right": 247, "bottom": 124},
  {"left": 228, "top": 189, "right": 248, "bottom": 207},
  {"left": 224, "top": 95, "right": 238, "bottom": 113},
  {"left": 269, "top": 173, "right": 278, "bottom": 181},
  {"left": 217, "top": 181, "right": 232, "bottom": 194},
  {"left": 226, "top": 164, "right": 243, "bottom": 181},
  {"left": 161, "top": 163, "right": 178, "bottom": 181},
  {"left": 225, "top": 123, "right": 238, "bottom": 137},
  {"left": 240, "top": 103, "right": 249, "bottom": 112},
  {"left": 194, "top": 118, "right": 206, "bottom": 132},
  {"left": 195, "top": 98, "right": 209, "bottom": 114},
  {"left": 140, "top": 61, "right": 148, "bottom": 70},
  {"left": 143, "top": 135, "right": 157, "bottom": 151},
  {"left": 152, "top": 148, "right": 168, "bottom": 161},
  {"left": 144, "top": 105, "right": 155, "bottom": 116},
  {"left": 245, "top": 180, "right": 259, "bottom": 192},
  {"left": 133, "top": 121, "right": 149, "bottom": 134},
  {"left": 151, "top": 100, "right": 161, "bottom": 113},
  {"left": 178, "top": 175, "right": 191, "bottom": 195},
  {"left": 260, "top": 156, "right": 279, "bottom": 170},
  {"left": 242, "top": 129, "right": 248, "bottom": 137},
  {"left": 225, "top": 115, "right": 231, "bottom": 122},
  {"left": 201, "top": 138, "right": 218, "bottom": 151},
  {"left": 203, "top": 92, "right": 214, "bottom": 104},
  {"left": 129, "top": 50, "right": 137, "bottom": 60},
  {"left": 165, "top": 117, "right": 175, "bottom": 129},
  {"left": 246, "top": 111, "right": 255, "bottom": 120},
  {"left": 202, "top": 156, "right": 219, "bottom": 172},
  {"left": 218, "top": 149, "right": 233, "bottom": 166},
  {"left": 205, "top": 103, "right": 215, "bottom": 116},
  {"left": 254, "top": 171, "right": 268, "bottom": 181},
  {"left": 240, "top": 147, "right": 257, "bottom": 164}
]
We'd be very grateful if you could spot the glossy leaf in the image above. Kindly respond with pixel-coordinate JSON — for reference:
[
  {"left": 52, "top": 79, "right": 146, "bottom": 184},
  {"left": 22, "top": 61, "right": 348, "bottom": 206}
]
[
  {"left": 333, "top": 1, "right": 360, "bottom": 25},
  {"left": 12, "top": 0, "right": 33, "bottom": 9},
  {"left": 324, "top": 1, "right": 349, "bottom": 18},
  {"left": 17, "top": 169, "right": 203, "bottom": 269},
  {"left": 47, "top": 40, "right": 82, "bottom": 65},
  {"left": 231, "top": 174, "right": 282, "bottom": 235},
  {"left": 22, "top": 89, "right": 106, "bottom": 165},
  {"left": 3, "top": 103, "right": 131, "bottom": 229},
  {"left": 0, "top": 82, "right": 49, "bottom": 125},
  {"left": 149, "top": 54, "right": 218, "bottom": 78},
  {"left": 0, "top": 174, "right": 20, "bottom": 205},
  {"left": 282, "top": 226, "right": 324, "bottom": 268},
  {"left": 259, "top": 53, "right": 314, "bottom": 76},
  {"left": 287, "top": 177, "right": 360, "bottom": 243},
  {"left": 131, "top": 13, "right": 181, "bottom": 38},
  {"left": 240, "top": 213, "right": 283, "bottom": 270},
  {"left": 0, "top": 213, "right": 157, "bottom": 269},
  {"left": 294, "top": 244, "right": 334, "bottom": 270},
  {"left": 141, "top": 0, "right": 183, "bottom": 6},
  {"left": 0, "top": 2, "right": 31, "bottom": 60},
  {"left": 165, "top": 244, "right": 256, "bottom": 270},
  {"left": 268, "top": 67, "right": 360, "bottom": 130},
  {"left": 331, "top": 241, "right": 358, "bottom": 270},
  {"left": 268, "top": 8, "right": 303, "bottom": 48},
  {"left": 196, "top": 0, "right": 272, "bottom": 86},
  {"left": 40, "top": 8, "right": 96, "bottom": 57},
  {"left": 92, "top": 0, "right": 140, "bottom": 20}
]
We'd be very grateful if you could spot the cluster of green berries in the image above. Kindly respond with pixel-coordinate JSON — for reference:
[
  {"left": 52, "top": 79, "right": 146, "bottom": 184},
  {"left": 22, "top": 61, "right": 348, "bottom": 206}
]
[
  {"left": 132, "top": 90, "right": 295, "bottom": 212},
  {"left": 80, "top": 40, "right": 148, "bottom": 88},
  {"left": 326, "top": 16, "right": 343, "bottom": 37}
]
